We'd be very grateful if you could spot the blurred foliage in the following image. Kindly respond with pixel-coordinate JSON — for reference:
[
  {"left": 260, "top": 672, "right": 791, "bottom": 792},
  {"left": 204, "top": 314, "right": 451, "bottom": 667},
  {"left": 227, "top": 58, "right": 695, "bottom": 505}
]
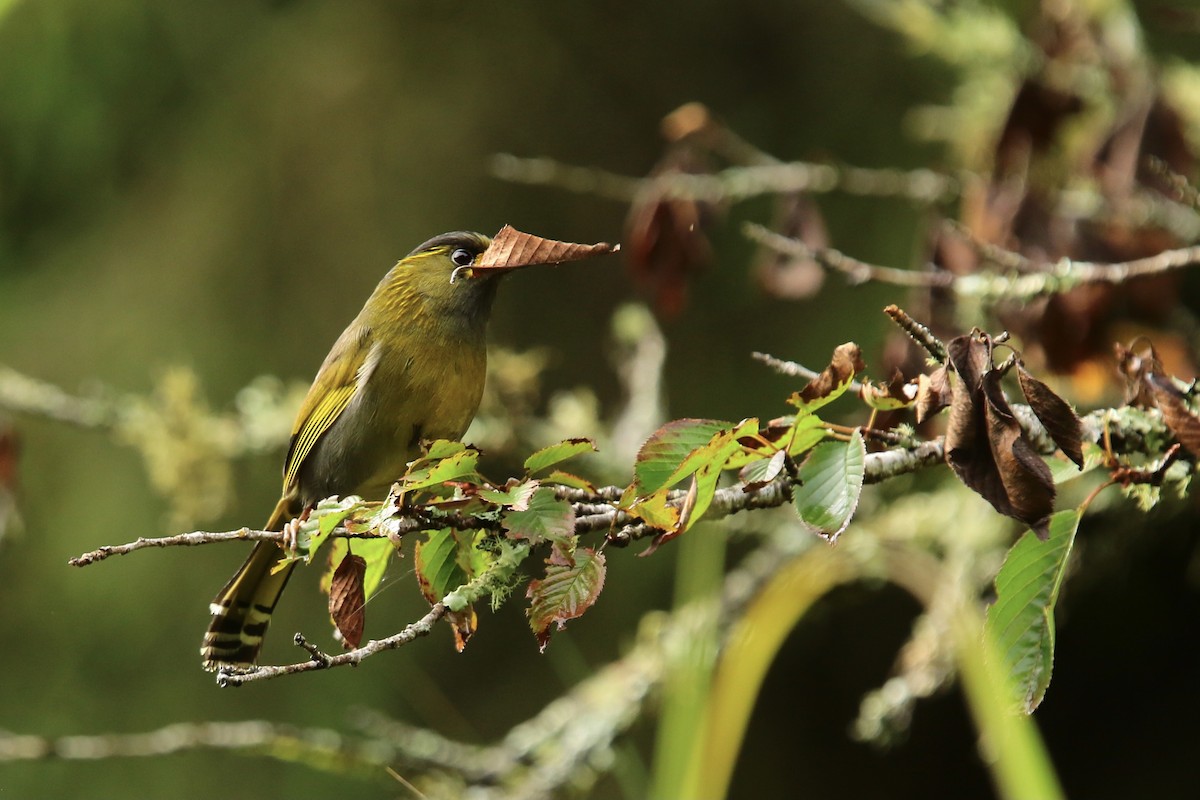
[{"left": 2, "top": 1, "right": 1200, "bottom": 799}]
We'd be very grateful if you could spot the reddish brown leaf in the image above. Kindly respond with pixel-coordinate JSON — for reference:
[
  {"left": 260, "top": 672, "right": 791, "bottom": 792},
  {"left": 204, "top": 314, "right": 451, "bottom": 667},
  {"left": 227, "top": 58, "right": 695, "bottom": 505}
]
[
  {"left": 1145, "top": 373, "right": 1200, "bottom": 457},
  {"left": 328, "top": 553, "right": 366, "bottom": 649},
  {"left": 0, "top": 426, "right": 19, "bottom": 491},
  {"left": 475, "top": 225, "right": 617, "bottom": 271},
  {"left": 1017, "top": 365, "right": 1084, "bottom": 468},
  {"left": 625, "top": 140, "right": 719, "bottom": 318},
  {"left": 526, "top": 544, "right": 606, "bottom": 652},
  {"left": 1115, "top": 340, "right": 1163, "bottom": 407},
  {"left": 799, "top": 342, "right": 865, "bottom": 405}
]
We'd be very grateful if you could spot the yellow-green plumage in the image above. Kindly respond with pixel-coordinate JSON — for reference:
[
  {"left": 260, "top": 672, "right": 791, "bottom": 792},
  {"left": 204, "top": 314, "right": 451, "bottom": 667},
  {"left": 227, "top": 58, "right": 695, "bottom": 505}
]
[{"left": 202, "top": 231, "right": 497, "bottom": 670}]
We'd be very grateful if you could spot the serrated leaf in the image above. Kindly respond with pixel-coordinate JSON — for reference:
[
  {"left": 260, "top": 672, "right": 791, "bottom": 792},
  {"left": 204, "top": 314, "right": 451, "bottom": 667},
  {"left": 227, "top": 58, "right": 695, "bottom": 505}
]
[
  {"left": 478, "top": 479, "right": 540, "bottom": 510},
  {"left": 792, "top": 429, "right": 865, "bottom": 542},
  {"left": 540, "top": 470, "right": 596, "bottom": 492},
  {"left": 403, "top": 448, "right": 481, "bottom": 492},
  {"left": 422, "top": 439, "right": 469, "bottom": 461},
  {"left": 502, "top": 487, "right": 576, "bottom": 545},
  {"left": 526, "top": 546, "right": 606, "bottom": 652},
  {"left": 293, "top": 495, "right": 361, "bottom": 564},
  {"left": 328, "top": 553, "right": 366, "bottom": 649},
  {"left": 634, "top": 419, "right": 730, "bottom": 494},
  {"left": 524, "top": 438, "right": 598, "bottom": 474},
  {"left": 623, "top": 490, "right": 680, "bottom": 530},
  {"left": 985, "top": 509, "right": 1080, "bottom": 714}
]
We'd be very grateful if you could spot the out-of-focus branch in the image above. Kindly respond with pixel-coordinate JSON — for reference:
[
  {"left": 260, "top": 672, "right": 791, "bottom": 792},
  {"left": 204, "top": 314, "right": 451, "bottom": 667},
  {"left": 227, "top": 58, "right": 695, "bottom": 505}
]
[
  {"left": 491, "top": 153, "right": 961, "bottom": 205},
  {"left": 746, "top": 222, "right": 1200, "bottom": 300}
]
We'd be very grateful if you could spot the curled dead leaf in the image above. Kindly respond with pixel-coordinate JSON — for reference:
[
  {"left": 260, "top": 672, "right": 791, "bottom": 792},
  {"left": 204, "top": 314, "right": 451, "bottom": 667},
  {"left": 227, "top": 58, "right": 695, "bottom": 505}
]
[
  {"left": 475, "top": 225, "right": 617, "bottom": 272},
  {"left": 915, "top": 366, "right": 951, "bottom": 424},
  {"left": 800, "top": 343, "right": 865, "bottom": 404},
  {"left": 1017, "top": 365, "right": 1084, "bottom": 467},
  {"left": 1145, "top": 373, "right": 1200, "bottom": 457}
]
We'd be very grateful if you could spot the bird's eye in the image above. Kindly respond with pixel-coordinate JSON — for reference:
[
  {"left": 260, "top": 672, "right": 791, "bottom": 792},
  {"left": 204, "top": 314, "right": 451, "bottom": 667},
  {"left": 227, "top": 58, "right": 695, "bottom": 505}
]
[{"left": 450, "top": 248, "right": 474, "bottom": 267}]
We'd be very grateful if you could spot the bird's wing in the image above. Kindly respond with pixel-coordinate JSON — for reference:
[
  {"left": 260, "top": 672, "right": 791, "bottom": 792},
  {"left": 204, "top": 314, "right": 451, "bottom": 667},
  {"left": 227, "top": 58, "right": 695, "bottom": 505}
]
[{"left": 282, "top": 323, "right": 374, "bottom": 491}]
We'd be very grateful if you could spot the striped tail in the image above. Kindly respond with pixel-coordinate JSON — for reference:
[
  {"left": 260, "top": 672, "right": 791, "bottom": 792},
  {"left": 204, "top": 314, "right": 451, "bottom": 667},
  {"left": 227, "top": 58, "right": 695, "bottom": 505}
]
[{"left": 200, "top": 499, "right": 297, "bottom": 670}]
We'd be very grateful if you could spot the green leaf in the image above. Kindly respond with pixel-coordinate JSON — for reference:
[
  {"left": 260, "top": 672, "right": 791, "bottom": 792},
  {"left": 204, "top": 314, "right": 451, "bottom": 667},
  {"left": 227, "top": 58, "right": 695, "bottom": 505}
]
[
  {"left": 414, "top": 528, "right": 490, "bottom": 602},
  {"left": 526, "top": 545, "right": 606, "bottom": 652},
  {"left": 634, "top": 419, "right": 730, "bottom": 494},
  {"left": 792, "top": 429, "right": 866, "bottom": 541},
  {"left": 298, "top": 495, "right": 361, "bottom": 563},
  {"left": 985, "top": 509, "right": 1080, "bottom": 713},
  {"left": 477, "top": 479, "right": 540, "bottom": 510},
  {"left": 502, "top": 487, "right": 576, "bottom": 545},
  {"left": 524, "top": 438, "right": 598, "bottom": 474},
  {"left": 403, "top": 448, "right": 481, "bottom": 492},
  {"left": 540, "top": 470, "right": 596, "bottom": 492}
]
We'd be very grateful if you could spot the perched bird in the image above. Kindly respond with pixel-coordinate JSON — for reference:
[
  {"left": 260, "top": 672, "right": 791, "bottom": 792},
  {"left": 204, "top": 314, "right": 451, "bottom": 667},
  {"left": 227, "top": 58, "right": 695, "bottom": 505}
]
[{"left": 201, "top": 227, "right": 614, "bottom": 670}]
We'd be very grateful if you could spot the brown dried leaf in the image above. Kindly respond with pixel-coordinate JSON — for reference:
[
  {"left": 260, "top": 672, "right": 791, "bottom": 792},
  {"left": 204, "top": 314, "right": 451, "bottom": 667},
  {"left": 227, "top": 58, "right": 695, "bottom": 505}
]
[
  {"left": 1115, "top": 340, "right": 1163, "bottom": 407},
  {"left": 915, "top": 366, "right": 951, "bottom": 424},
  {"left": 1145, "top": 373, "right": 1200, "bottom": 457},
  {"left": 446, "top": 608, "right": 478, "bottom": 653},
  {"left": 983, "top": 371, "right": 1055, "bottom": 538},
  {"left": 1017, "top": 365, "right": 1084, "bottom": 468},
  {"left": 475, "top": 224, "right": 617, "bottom": 271},
  {"left": 625, "top": 144, "right": 719, "bottom": 318},
  {"left": 328, "top": 553, "right": 366, "bottom": 649},
  {"left": 945, "top": 336, "right": 1054, "bottom": 538},
  {"left": 799, "top": 342, "right": 865, "bottom": 405}
]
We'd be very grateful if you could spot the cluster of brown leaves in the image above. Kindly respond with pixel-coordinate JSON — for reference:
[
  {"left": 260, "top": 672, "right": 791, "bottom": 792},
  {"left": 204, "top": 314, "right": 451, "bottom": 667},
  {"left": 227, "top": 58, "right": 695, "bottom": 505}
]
[
  {"left": 1116, "top": 339, "right": 1200, "bottom": 457},
  {"left": 943, "top": 331, "right": 1083, "bottom": 538},
  {"left": 928, "top": 3, "right": 1198, "bottom": 389}
]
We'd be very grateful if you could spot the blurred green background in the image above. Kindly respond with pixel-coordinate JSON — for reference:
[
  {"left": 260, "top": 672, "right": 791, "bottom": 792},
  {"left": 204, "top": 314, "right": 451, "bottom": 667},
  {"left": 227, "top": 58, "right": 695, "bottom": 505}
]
[{"left": 2, "top": 1, "right": 1198, "bottom": 798}]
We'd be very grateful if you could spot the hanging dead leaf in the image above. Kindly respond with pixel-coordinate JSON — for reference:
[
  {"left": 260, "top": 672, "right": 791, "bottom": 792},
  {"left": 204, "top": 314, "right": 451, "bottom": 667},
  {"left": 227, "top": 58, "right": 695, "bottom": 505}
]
[
  {"left": 446, "top": 608, "right": 478, "bottom": 653},
  {"left": 474, "top": 225, "right": 617, "bottom": 272},
  {"left": 755, "top": 193, "right": 828, "bottom": 300},
  {"left": 1144, "top": 373, "right": 1200, "bottom": 457},
  {"left": 982, "top": 370, "right": 1055, "bottom": 537},
  {"left": 1017, "top": 365, "right": 1084, "bottom": 468},
  {"left": 328, "top": 552, "right": 367, "bottom": 649},
  {"left": 945, "top": 335, "right": 1054, "bottom": 538}
]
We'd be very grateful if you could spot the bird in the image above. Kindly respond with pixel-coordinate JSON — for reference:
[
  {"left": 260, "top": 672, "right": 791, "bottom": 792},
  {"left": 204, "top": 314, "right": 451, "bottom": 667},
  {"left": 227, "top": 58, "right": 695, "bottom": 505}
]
[{"left": 201, "top": 227, "right": 613, "bottom": 670}]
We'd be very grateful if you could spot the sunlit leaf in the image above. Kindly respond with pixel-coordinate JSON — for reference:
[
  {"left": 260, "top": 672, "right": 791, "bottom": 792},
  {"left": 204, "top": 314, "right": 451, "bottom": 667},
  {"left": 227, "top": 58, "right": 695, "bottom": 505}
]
[
  {"left": 792, "top": 429, "right": 866, "bottom": 542},
  {"left": 985, "top": 509, "right": 1081, "bottom": 714},
  {"left": 1146, "top": 373, "right": 1200, "bottom": 457},
  {"left": 523, "top": 438, "right": 598, "bottom": 474},
  {"left": 634, "top": 419, "right": 730, "bottom": 494},
  {"left": 787, "top": 342, "right": 864, "bottom": 413},
  {"left": 403, "top": 448, "right": 481, "bottom": 492},
  {"left": 540, "top": 470, "right": 596, "bottom": 492},
  {"left": 527, "top": 545, "right": 606, "bottom": 652}
]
